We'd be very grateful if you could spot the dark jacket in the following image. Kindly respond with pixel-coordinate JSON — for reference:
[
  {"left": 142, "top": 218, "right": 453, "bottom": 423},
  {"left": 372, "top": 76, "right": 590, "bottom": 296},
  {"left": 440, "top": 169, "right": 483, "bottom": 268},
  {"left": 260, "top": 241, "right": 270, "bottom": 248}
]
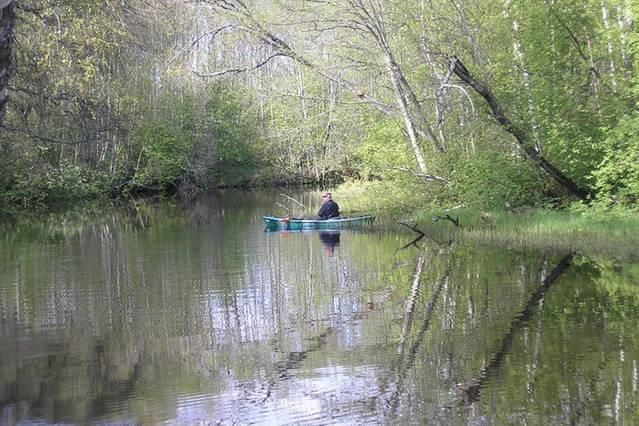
[{"left": 317, "top": 200, "right": 340, "bottom": 219}]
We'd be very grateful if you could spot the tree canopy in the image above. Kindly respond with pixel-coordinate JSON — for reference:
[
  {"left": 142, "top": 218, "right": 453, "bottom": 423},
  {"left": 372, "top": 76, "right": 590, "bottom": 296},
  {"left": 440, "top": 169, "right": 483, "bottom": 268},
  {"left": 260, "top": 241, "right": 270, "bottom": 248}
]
[{"left": 0, "top": 0, "right": 636, "bottom": 210}]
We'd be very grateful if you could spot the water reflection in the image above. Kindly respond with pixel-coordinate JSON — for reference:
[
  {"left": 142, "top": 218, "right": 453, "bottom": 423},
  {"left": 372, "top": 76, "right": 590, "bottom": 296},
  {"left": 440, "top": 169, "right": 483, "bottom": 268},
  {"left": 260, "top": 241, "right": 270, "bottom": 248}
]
[
  {"left": 460, "top": 252, "right": 575, "bottom": 405},
  {"left": 264, "top": 228, "right": 341, "bottom": 257},
  {"left": 0, "top": 193, "right": 638, "bottom": 424},
  {"left": 318, "top": 231, "right": 340, "bottom": 256}
]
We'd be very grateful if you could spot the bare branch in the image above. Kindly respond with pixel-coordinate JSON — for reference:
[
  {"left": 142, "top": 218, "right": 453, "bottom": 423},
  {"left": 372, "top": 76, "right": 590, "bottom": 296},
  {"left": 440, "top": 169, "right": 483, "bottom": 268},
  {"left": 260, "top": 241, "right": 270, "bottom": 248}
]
[
  {"left": 192, "top": 8, "right": 397, "bottom": 115},
  {"left": 431, "top": 213, "right": 461, "bottom": 227},
  {"left": 396, "top": 220, "right": 427, "bottom": 250},
  {"left": 392, "top": 167, "right": 448, "bottom": 185},
  {"left": 442, "top": 84, "right": 475, "bottom": 115},
  {"left": 1, "top": 123, "right": 114, "bottom": 145},
  {"left": 166, "top": 24, "right": 236, "bottom": 67},
  {"left": 193, "top": 53, "right": 288, "bottom": 77},
  {"left": 397, "top": 220, "right": 425, "bottom": 236},
  {"left": 436, "top": 60, "right": 456, "bottom": 127}
]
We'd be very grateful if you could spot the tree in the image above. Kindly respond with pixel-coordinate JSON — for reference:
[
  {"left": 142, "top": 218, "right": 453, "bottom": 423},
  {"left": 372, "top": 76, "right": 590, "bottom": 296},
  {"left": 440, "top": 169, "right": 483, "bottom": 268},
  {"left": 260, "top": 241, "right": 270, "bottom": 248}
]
[
  {"left": 190, "top": 0, "right": 619, "bottom": 199},
  {"left": 188, "top": 0, "right": 447, "bottom": 183},
  {"left": 0, "top": 0, "right": 14, "bottom": 125},
  {"left": 1, "top": 0, "right": 636, "bottom": 208},
  {"left": 447, "top": 56, "right": 590, "bottom": 199}
]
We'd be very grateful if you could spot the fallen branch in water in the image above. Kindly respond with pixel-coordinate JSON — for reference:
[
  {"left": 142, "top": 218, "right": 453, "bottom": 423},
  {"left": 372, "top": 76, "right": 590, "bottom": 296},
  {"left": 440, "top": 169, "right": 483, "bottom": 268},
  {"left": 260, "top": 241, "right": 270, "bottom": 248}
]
[
  {"left": 397, "top": 234, "right": 426, "bottom": 251},
  {"left": 398, "top": 220, "right": 425, "bottom": 236},
  {"left": 397, "top": 221, "right": 426, "bottom": 250},
  {"left": 432, "top": 213, "right": 461, "bottom": 227}
]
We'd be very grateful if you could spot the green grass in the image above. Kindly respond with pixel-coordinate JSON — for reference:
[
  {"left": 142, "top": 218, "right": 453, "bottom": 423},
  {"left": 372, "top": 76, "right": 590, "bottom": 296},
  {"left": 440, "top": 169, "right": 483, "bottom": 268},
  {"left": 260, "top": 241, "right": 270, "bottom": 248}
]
[{"left": 406, "top": 207, "right": 639, "bottom": 261}]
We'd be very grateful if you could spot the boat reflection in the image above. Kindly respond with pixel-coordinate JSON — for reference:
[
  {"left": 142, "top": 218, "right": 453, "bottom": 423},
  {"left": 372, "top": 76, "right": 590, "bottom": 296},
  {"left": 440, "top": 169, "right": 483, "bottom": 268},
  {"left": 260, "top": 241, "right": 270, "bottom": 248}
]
[{"left": 264, "top": 227, "right": 341, "bottom": 257}]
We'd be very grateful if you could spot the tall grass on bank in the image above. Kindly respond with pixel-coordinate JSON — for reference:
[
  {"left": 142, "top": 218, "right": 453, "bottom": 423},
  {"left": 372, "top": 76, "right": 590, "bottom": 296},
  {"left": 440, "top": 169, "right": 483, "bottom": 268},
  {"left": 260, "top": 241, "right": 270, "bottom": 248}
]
[{"left": 409, "top": 208, "right": 639, "bottom": 261}]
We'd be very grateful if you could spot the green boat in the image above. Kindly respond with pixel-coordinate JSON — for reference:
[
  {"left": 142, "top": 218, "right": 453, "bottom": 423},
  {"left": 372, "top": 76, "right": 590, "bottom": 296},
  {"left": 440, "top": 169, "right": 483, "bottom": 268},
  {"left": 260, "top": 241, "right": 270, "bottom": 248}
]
[{"left": 263, "top": 215, "right": 375, "bottom": 230}]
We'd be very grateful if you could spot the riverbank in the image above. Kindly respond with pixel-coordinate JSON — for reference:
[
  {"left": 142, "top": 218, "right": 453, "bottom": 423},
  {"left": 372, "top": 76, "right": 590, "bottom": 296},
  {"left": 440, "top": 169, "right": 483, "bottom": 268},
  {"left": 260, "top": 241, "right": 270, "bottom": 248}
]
[
  {"left": 396, "top": 207, "right": 639, "bottom": 261},
  {"left": 326, "top": 179, "right": 638, "bottom": 261},
  {"left": 3, "top": 183, "right": 637, "bottom": 261}
]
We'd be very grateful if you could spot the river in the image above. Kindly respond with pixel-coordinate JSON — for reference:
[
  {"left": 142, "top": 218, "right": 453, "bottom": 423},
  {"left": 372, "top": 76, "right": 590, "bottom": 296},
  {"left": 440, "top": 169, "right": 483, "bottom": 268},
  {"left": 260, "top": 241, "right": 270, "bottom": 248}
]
[{"left": 0, "top": 190, "right": 637, "bottom": 424}]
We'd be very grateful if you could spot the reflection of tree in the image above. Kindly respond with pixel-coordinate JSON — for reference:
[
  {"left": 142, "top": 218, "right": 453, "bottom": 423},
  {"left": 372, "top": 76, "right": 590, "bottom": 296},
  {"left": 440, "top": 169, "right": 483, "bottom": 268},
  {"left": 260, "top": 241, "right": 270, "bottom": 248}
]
[
  {"left": 260, "top": 327, "right": 334, "bottom": 402},
  {"left": 460, "top": 253, "right": 574, "bottom": 405},
  {"left": 8, "top": 197, "right": 632, "bottom": 423},
  {"left": 0, "top": 321, "right": 144, "bottom": 423},
  {"left": 0, "top": 202, "right": 204, "bottom": 423},
  {"left": 364, "top": 246, "right": 451, "bottom": 418},
  {"left": 387, "top": 257, "right": 451, "bottom": 415},
  {"left": 88, "top": 349, "right": 141, "bottom": 419}
]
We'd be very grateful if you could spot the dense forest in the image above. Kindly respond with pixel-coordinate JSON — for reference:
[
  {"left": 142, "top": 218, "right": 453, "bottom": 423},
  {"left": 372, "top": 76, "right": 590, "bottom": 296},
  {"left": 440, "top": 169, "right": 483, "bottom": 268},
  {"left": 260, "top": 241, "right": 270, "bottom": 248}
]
[{"left": 0, "top": 0, "right": 636, "bottom": 211}]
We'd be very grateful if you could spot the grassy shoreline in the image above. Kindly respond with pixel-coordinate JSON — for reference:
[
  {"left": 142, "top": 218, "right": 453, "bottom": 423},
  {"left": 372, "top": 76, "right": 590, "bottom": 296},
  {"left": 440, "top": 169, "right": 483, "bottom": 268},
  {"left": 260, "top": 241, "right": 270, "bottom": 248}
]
[
  {"left": 329, "top": 180, "right": 637, "bottom": 260},
  {"left": 396, "top": 207, "right": 639, "bottom": 261}
]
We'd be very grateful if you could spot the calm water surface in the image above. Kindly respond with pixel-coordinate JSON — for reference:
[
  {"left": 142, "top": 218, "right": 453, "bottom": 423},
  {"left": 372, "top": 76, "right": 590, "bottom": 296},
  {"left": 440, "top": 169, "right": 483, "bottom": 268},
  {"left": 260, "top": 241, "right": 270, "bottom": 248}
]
[{"left": 0, "top": 191, "right": 638, "bottom": 425}]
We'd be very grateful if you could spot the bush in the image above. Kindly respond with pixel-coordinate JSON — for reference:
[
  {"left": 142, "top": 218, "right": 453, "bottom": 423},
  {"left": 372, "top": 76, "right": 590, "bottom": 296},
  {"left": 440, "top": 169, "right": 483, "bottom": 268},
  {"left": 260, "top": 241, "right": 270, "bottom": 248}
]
[
  {"left": 2, "top": 162, "right": 107, "bottom": 208},
  {"left": 592, "top": 114, "right": 639, "bottom": 207},
  {"left": 130, "top": 121, "right": 191, "bottom": 192},
  {"left": 450, "top": 151, "right": 549, "bottom": 209}
]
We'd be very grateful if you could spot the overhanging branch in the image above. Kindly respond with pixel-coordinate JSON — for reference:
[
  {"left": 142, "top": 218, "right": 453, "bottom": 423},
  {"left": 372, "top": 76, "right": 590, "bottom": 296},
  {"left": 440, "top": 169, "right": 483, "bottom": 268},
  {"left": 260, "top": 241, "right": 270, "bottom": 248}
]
[
  {"left": 167, "top": 25, "right": 236, "bottom": 67},
  {"left": 193, "top": 53, "right": 288, "bottom": 78}
]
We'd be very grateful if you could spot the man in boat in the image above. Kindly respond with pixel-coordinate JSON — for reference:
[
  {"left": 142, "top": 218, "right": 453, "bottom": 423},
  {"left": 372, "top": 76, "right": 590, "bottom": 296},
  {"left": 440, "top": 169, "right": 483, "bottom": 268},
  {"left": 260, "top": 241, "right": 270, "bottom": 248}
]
[{"left": 317, "top": 192, "right": 340, "bottom": 219}]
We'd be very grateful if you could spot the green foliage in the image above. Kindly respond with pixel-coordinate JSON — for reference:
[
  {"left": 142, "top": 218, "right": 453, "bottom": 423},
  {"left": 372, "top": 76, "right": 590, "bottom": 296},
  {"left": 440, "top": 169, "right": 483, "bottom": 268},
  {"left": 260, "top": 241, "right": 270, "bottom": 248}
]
[
  {"left": 592, "top": 114, "right": 639, "bottom": 206},
  {"left": 203, "top": 86, "right": 261, "bottom": 186},
  {"left": 349, "top": 117, "right": 412, "bottom": 180},
  {"left": 130, "top": 121, "right": 191, "bottom": 192},
  {"left": 257, "top": 69, "right": 356, "bottom": 185},
  {"left": 1, "top": 162, "right": 107, "bottom": 208},
  {"left": 126, "top": 86, "right": 264, "bottom": 192},
  {"left": 336, "top": 178, "right": 433, "bottom": 215},
  {"left": 449, "top": 151, "right": 549, "bottom": 209},
  {"left": 1, "top": 0, "right": 637, "bottom": 211},
  {"left": 7, "top": 0, "right": 133, "bottom": 145},
  {"left": 207, "top": 88, "right": 256, "bottom": 164},
  {"left": 481, "top": 0, "right": 634, "bottom": 190}
]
